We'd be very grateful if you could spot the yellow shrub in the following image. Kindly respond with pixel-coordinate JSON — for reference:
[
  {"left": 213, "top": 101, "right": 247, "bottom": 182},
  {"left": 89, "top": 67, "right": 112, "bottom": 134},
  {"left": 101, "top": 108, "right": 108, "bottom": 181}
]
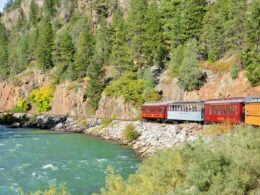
[{"left": 29, "top": 84, "right": 55, "bottom": 112}]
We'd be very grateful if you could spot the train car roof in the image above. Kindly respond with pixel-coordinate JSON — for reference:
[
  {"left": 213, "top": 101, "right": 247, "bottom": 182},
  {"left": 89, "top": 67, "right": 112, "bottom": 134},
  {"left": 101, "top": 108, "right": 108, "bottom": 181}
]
[
  {"left": 168, "top": 100, "right": 204, "bottom": 105},
  {"left": 245, "top": 96, "right": 260, "bottom": 103},
  {"left": 205, "top": 97, "right": 245, "bottom": 104},
  {"left": 143, "top": 100, "right": 175, "bottom": 105}
]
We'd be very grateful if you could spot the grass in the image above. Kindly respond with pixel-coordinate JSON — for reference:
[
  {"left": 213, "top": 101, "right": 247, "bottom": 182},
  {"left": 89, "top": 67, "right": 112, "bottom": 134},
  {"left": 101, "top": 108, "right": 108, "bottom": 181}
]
[
  {"left": 122, "top": 123, "right": 140, "bottom": 141},
  {"left": 200, "top": 121, "right": 236, "bottom": 136}
]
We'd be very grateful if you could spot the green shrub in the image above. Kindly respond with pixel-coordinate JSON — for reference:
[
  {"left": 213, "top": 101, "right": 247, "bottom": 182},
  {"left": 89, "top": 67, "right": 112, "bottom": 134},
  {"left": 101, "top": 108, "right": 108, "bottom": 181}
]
[
  {"left": 230, "top": 64, "right": 240, "bottom": 79},
  {"left": 123, "top": 124, "right": 140, "bottom": 141},
  {"left": 101, "top": 113, "right": 117, "bottom": 127},
  {"left": 29, "top": 84, "right": 55, "bottom": 112},
  {"left": 13, "top": 98, "right": 31, "bottom": 113},
  {"left": 105, "top": 72, "right": 161, "bottom": 106},
  {"left": 247, "top": 62, "right": 260, "bottom": 86},
  {"left": 100, "top": 126, "right": 260, "bottom": 194},
  {"left": 142, "top": 88, "right": 162, "bottom": 102}
]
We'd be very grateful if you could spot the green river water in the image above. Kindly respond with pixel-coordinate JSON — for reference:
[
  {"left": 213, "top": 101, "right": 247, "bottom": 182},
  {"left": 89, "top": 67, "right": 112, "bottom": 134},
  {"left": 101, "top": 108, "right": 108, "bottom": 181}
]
[{"left": 0, "top": 125, "right": 141, "bottom": 195}]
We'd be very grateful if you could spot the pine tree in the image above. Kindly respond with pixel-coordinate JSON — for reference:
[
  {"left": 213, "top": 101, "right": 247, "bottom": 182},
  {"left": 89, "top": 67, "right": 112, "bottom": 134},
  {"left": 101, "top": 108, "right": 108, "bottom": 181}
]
[
  {"left": 29, "top": 0, "right": 39, "bottom": 26},
  {"left": 9, "top": 35, "right": 29, "bottom": 76},
  {"left": 87, "top": 52, "right": 105, "bottom": 110},
  {"left": 126, "top": 0, "right": 148, "bottom": 67},
  {"left": 36, "top": 16, "right": 54, "bottom": 70},
  {"left": 144, "top": 0, "right": 164, "bottom": 67},
  {"left": 71, "top": 25, "right": 95, "bottom": 80},
  {"left": 244, "top": 0, "right": 260, "bottom": 86},
  {"left": 95, "top": 16, "right": 112, "bottom": 65},
  {"left": 44, "top": 0, "right": 55, "bottom": 17},
  {"left": 178, "top": 40, "right": 205, "bottom": 91},
  {"left": 179, "top": 0, "right": 207, "bottom": 44},
  {"left": 160, "top": 0, "right": 182, "bottom": 52},
  {"left": 54, "top": 31, "right": 75, "bottom": 81},
  {"left": 110, "top": 9, "right": 133, "bottom": 75},
  {"left": 0, "top": 22, "right": 9, "bottom": 80},
  {"left": 28, "top": 27, "right": 39, "bottom": 61}
]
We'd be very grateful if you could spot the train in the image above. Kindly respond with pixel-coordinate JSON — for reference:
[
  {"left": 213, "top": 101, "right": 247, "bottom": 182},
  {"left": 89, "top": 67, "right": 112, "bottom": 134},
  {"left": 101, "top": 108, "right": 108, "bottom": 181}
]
[{"left": 141, "top": 96, "right": 260, "bottom": 126}]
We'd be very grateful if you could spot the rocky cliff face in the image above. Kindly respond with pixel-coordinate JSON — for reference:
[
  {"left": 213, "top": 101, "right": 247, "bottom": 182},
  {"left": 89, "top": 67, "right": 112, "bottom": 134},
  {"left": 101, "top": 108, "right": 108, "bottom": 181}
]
[
  {"left": 0, "top": 69, "right": 259, "bottom": 119},
  {"left": 157, "top": 71, "right": 260, "bottom": 101},
  {"left": 96, "top": 94, "right": 139, "bottom": 120}
]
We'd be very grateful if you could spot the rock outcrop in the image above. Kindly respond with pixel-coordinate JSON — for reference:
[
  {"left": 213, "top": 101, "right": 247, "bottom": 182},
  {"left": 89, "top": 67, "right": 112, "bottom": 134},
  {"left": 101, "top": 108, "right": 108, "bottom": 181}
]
[
  {"left": 96, "top": 93, "right": 139, "bottom": 120},
  {"left": 157, "top": 71, "right": 260, "bottom": 101}
]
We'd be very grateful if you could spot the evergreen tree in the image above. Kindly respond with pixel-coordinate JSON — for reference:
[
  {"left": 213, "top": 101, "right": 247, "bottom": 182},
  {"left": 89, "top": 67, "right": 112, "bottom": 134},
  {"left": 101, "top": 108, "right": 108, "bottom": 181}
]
[
  {"left": 71, "top": 25, "right": 95, "bottom": 80},
  {"left": 29, "top": 0, "right": 39, "bottom": 26},
  {"left": 179, "top": 0, "right": 207, "bottom": 44},
  {"left": 9, "top": 35, "right": 29, "bottom": 76},
  {"left": 95, "top": 16, "right": 112, "bottom": 65},
  {"left": 36, "top": 16, "right": 54, "bottom": 70},
  {"left": 144, "top": 0, "right": 164, "bottom": 67},
  {"left": 244, "top": 0, "right": 260, "bottom": 86},
  {"left": 28, "top": 28, "right": 39, "bottom": 61},
  {"left": 110, "top": 9, "right": 133, "bottom": 75},
  {"left": 160, "top": 0, "right": 182, "bottom": 52},
  {"left": 168, "top": 45, "right": 185, "bottom": 76},
  {"left": 0, "top": 22, "right": 9, "bottom": 80},
  {"left": 54, "top": 31, "right": 75, "bottom": 81},
  {"left": 87, "top": 52, "right": 105, "bottom": 110},
  {"left": 126, "top": 0, "right": 148, "bottom": 67},
  {"left": 178, "top": 40, "right": 205, "bottom": 91},
  {"left": 44, "top": 0, "right": 55, "bottom": 17}
]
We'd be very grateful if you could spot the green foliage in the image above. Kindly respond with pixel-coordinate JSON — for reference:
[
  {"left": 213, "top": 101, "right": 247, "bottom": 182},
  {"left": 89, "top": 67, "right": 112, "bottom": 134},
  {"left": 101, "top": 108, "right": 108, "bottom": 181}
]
[
  {"left": 123, "top": 123, "right": 140, "bottom": 141},
  {"left": 29, "top": 0, "right": 39, "bottom": 27},
  {"left": 101, "top": 113, "right": 117, "bottom": 127},
  {"left": 105, "top": 71, "right": 161, "bottom": 105},
  {"left": 13, "top": 99, "right": 31, "bottom": 113},
  {"left": 178, "top": 40, "right": 205, "bottom": 91},
  {"left": 168, "top": 45, "right": 184, "bottom": 76},
  {"left": 110, "top": 8, "right": 133, "bottom": 75},
  {"left": 244, "top": 0, "right": 260, "bottom": 86},
  {"left": 105, "top": 72, "right": 145, "bottom": 105},
  {"left": 126, "top": 0, "right": 148, "bottom": 67},
  {"left": 53, "top": 31, "right": 75, "bottom": 82},
  {"left": 71, "top": 21, "right": 94, "bottom": 80},
  {"left": 0, "top": 22, "right": 9, "bottom": 80},
  {"left": 29, "top": 84, "right": 55, "bottom": 112},
  {"left": 36, "top": 16, "right": 54, "bottom": 70},
  {"left": 100, "top": 126, "right": 260, "bottom": 194},
  {"left": 230, "top": 64, "right": 240, "bottom": 80},
  {"left": 87, "top": 53, "right": 105, "bottom": 110}
]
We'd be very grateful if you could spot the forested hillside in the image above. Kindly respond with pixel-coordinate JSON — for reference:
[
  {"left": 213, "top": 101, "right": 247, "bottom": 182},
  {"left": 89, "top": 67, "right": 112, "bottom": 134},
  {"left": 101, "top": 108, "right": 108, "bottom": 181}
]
[{"left": 0, "top": 0, "right": 259, "bottom": 111}]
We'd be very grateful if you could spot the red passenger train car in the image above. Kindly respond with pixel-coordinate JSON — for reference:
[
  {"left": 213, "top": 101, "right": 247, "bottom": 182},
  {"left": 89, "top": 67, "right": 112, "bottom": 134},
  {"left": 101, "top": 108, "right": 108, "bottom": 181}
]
[
  {"left": 141, "top": 101, "right": 171, "bottom": 120},
  {"left": 204, "top": 97, "right": 245, "bottom": 123}
]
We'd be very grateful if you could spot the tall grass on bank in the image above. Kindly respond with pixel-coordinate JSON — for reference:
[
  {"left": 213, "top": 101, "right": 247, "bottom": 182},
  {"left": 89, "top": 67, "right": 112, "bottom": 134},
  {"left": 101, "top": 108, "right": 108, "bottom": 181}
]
[{"left": 99, "top": 126, "right": 260, "bottom": 195}]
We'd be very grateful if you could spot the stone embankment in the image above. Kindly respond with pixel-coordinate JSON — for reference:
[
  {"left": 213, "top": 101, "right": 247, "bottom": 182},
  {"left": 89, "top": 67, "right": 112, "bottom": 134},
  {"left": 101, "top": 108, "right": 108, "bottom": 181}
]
[
  {"left": 85, "top": 121, "right": 202, "bottom": 156},
  {"left": 0, "top": 113, "right": 202, "bottom": 157}
]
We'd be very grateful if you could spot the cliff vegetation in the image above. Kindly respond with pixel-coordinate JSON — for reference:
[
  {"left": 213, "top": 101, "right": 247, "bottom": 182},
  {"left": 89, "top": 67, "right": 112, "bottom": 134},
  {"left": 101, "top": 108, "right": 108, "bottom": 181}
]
[{"left": 0, "top": 0, "right": 259, "bottom": 112}]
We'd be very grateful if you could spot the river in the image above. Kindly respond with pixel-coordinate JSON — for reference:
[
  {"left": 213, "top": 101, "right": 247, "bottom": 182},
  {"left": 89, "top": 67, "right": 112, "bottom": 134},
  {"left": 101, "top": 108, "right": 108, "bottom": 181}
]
[{"left": 0, "top": 125, "right": 141, "bottom": 194}]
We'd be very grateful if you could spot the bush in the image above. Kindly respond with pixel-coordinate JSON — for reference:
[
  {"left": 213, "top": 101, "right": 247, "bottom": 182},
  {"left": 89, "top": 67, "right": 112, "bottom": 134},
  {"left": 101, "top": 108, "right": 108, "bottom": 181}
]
[
  {"left": 123, "top": 124, "right": 140, "bottom": 141},
  {"left": 29, "top": 84, "right": 55, "bottom": 112},
  {"left": 13, "top": 98, "right": 31, "bottom": 113},
  {"left": 230, "top": 64, "right": 240, "bottom": 79},
  {"left": 247, "top": 62, "right": 260, "bottom": 86},
  {"left": 100, "top": 126, "right": 260, "bottom": 194},
  {"left": 101, "top": 113, "right": 117, "bottom": 127}
]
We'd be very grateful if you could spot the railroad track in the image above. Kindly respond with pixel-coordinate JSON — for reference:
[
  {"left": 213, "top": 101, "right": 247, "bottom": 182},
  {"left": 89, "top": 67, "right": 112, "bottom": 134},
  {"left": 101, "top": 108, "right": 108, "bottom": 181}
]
[{"left": 0, "top": 112, "right": 138, "bottom": 122}]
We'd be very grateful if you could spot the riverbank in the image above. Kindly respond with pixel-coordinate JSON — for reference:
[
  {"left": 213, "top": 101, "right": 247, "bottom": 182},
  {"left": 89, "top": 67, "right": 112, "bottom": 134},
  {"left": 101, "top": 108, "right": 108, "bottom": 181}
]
[{"left": 0, "top": 113, "right": 202, "bottom": 157}]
